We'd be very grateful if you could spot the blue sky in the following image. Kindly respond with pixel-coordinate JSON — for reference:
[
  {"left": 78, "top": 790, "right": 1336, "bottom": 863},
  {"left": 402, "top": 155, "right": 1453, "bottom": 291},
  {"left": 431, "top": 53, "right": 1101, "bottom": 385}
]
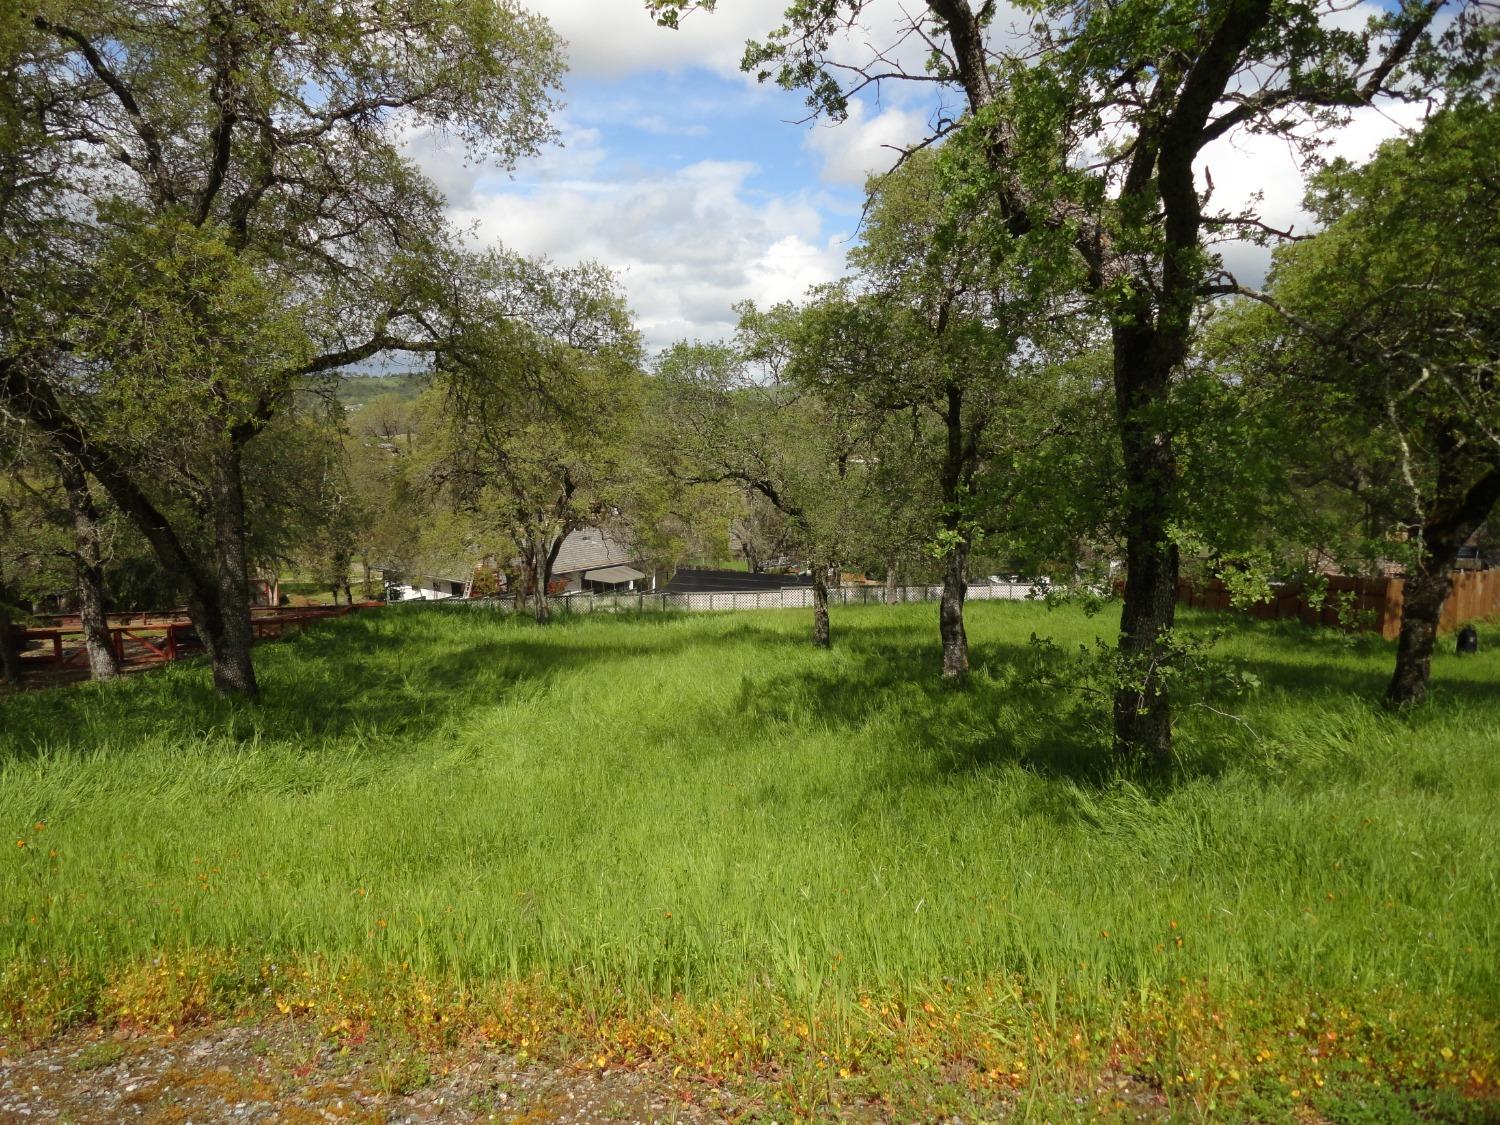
[{"left": 405, "top": 1, "right": 1427, "bottom": 353}]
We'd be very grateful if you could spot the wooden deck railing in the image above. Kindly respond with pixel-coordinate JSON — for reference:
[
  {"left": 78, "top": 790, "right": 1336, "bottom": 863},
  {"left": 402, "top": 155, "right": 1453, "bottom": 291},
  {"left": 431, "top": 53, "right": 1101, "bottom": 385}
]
[{"left": 12, "top": 602, "right": 383, "bottom": 678}]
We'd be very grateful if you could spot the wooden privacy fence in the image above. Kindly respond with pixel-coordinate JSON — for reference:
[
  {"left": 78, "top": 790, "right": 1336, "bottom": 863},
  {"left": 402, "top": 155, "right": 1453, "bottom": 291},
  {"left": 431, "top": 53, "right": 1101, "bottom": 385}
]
[
  {"left": 1178, "top": 569, "right": 1500, "bottom": 640},
  {"left": 433, "top": 580, "right": 1043, "bottom": 617}
]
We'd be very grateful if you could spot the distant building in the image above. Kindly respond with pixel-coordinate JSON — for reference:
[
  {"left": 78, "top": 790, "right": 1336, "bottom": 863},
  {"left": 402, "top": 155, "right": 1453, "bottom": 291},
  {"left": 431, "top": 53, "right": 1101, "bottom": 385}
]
[
  {"left": 552, "top": 528, "right": 647, "bottom": 593},
  {"left": 379, "top": 528, "right": 649, "bottom": 602},
  {"left": 384, "top": 571, "right": 470, "bottom": 601}
]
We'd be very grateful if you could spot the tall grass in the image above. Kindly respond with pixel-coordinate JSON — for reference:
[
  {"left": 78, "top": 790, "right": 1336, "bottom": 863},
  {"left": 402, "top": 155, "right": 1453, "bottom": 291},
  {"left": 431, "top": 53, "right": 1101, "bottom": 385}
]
[{"left": 0, "top": 601, "right": 1495, "bottom": 1111}]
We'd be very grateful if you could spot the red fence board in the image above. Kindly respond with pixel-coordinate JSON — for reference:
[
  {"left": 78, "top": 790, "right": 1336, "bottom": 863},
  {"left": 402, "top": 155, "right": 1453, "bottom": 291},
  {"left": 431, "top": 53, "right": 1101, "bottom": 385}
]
[{"left": 1180, "top": 570, "right": 1499, "bottom": 639}]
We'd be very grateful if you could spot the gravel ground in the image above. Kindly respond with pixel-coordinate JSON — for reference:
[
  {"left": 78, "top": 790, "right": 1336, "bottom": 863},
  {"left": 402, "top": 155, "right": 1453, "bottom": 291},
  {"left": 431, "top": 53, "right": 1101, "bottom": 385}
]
[{"left": 0, "top": 1022, "right": 744, "bottom": 1124}]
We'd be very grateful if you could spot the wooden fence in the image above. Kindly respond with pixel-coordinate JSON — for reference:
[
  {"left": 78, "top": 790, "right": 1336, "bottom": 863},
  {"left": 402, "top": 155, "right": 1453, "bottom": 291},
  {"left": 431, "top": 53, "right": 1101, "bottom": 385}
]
[{"left": 1178, "top": 569, "right": 1500, "bottom": 640}]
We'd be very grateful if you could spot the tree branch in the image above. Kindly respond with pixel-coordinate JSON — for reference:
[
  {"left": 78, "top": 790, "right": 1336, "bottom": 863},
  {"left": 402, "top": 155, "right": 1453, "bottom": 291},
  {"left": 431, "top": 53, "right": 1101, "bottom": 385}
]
[{"left": 33, "top": 15, "right": 173, "bottom": 204}]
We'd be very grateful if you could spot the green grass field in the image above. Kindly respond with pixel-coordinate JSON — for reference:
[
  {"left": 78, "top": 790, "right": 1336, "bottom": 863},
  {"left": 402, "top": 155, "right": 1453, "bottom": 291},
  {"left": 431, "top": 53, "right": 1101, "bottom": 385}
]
[{"left": 0, "top": 601, "right": 1496, "bottom": 1120}]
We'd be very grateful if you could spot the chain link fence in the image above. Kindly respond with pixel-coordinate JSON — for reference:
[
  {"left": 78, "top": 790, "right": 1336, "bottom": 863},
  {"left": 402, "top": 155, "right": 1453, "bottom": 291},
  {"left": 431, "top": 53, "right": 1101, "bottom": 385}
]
[{"left": 423, "top": 580, "right": 1044, "bottom": 617}]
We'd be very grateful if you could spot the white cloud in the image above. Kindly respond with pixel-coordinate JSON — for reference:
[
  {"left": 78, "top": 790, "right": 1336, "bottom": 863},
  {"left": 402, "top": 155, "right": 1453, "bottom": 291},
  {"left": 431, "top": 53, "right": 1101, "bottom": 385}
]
[
  {"left": 405, "top": 115, "right": 608, "bottom": 208},
  {"left": 506, "top": 120, "right": 609, "bottom": 184},
  {"left": 1322, "top": 0, "right": 1386, "bottom": 33},
  {"left": 1191, "top": 0, "right": 1438, "bottom": 285},
  {"left": 539, "top": 1, "right": 779, "bottom": 80},
  {"left": 749, "top": 235, "right": 846, "bottom": 306},
  {"left": 803, "top": 99, "right": 932, "bottom": 185},
  {"left": 409, "top": 0, "right": 1434, "bottom": 347},
  {"left": 743, "top": 0, "right": 1030, "bottom": 104},
  {"left": 543, "top": 0, "right": 1029, "bottom": 93},
  {"left": 1197, "top": 98, "right": 1431, "bottom": 285},
  {"left": 450, "top": 159, "right": 847, "bottom": 351},
  {"left": 402, "top": 128, "right": 488, "bottom": 209}
]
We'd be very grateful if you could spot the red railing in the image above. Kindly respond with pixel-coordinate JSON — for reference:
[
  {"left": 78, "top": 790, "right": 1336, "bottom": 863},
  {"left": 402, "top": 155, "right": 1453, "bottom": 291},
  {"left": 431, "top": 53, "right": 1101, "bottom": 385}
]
[{"left": 13, "top": 602, "right": 383, "bottom": 676}]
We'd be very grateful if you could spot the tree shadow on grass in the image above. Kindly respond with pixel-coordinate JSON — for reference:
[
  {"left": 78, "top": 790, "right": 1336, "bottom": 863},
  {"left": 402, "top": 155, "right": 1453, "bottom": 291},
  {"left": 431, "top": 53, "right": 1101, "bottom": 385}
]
[
  {"left": 730, "top": 613, "right": 1483, "bottom": 806},
  {"left": 1219, "top": 619, "right": 1500, "bottom": 710},
  {"left": 733, "top": 628, "right": 1132, "bottom": 786},
  {"left": 0, "top": 609, "right": 799, "bottom": 764},
  {"left": 8, "top": 603, "right": 1489, "bottom": 788},
  {"left": 720, "top": 608, "right": 1499, "bottom": 819}
]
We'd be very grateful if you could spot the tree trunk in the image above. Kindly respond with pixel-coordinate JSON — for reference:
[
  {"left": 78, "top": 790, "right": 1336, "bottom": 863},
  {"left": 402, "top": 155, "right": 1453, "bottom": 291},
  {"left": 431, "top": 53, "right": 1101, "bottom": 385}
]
[
  {"left": 885, "top": 560, "right": 899, "bottom": 605},
  {"left": 55, "top": 454, "right": 120, "bottom": 681},
  {"left": 531, "top": 546, "right": 551, "bottom": 624},
  {"left": 938, "top": 382, "right": 977, "bottom": 679},
  {"left": 1, "top": 359, "right": 253, "bottom": 697},
  {"left": 203, "top": 444, "right": 259, "bottom": 698},
  {"left": 1385, "top": 459, "right": 1500, "bottom": 708},
  {"left": 0, "top": 604, "right": 22, "bottom": 686},
  {"left": 939, "top": 539, "right": 970, "bottom": 678},
  {"left": 811, "top": 565, "right": 831, "bottom": 648},
  {"left": 331, "top": 549, "right": 352, "bottom": 608},
  {"left": 1102, "top": 0, "right": 1275, "bottom": 760},
  {"left": 1111, "top": 321, "right": 1180, "bottom": 763},
  {"left": 1385, "top": 566, "right": 1449, "bottom": 708}
]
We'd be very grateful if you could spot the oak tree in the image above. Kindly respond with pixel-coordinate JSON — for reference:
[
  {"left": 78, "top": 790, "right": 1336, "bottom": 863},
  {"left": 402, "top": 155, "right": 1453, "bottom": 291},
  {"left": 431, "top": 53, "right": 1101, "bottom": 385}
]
[
  {"left": 1, "top": 0, "right": 563, "bottom": 696},
  {"left": 425, "top": 256, "right": 642, "bottom": 623},
  {"left": 1237, "top": 103, "right": 1500, "bottom": 706},
  {"left": 648, "top": 0, "right": 1476, "bottom": 759}
]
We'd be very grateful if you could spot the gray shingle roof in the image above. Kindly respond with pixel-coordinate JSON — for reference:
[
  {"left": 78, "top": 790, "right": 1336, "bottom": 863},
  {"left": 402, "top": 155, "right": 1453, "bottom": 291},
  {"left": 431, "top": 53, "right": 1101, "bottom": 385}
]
[
  {"left": 552, "top": 528, "right": 635, "bottom": 576},
  {"left": 583, "top": 564, "right": 645, "bottom": 584}
]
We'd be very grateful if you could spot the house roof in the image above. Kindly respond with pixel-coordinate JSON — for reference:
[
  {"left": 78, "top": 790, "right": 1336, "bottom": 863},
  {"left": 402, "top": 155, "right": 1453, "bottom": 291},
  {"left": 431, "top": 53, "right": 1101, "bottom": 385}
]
[
  {"left": 584, "top": 565, "right": 644, "bottom": 584},
  {"left": 661, "top": 567, "right": 813, "bottom": 594},
  {"left": 553, "top": 528, "right": 635, "bottom": 576}
]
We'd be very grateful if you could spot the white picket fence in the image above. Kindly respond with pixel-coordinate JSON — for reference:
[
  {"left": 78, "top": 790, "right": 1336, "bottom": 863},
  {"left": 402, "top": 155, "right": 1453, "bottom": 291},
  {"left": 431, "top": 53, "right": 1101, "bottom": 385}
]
[{"left": 428, "top": 580, "right": 1042, "bottom": 617}]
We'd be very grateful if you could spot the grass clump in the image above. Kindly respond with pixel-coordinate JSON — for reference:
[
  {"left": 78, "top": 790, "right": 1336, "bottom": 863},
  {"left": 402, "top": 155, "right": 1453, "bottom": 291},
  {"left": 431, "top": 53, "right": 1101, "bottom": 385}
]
[
  {"left": 66, "top": 1039, "right": 125, "bottom": 1072},
  {"left": 0, "top": 600, "right": 1495, "bottom": 1118}
]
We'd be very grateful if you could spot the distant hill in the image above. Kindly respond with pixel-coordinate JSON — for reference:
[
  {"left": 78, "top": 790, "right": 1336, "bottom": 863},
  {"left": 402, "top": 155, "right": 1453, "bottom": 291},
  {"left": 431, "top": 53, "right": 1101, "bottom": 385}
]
[{"left": 335, "top": 373, "right": 428, "bottom": 409}]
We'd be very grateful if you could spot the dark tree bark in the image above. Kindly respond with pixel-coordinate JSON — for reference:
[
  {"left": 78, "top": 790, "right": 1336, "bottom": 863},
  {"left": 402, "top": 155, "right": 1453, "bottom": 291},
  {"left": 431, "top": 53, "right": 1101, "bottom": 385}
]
[
  {"left": 54, "top": 452, "right": 120, "bottom": 681},
  {"left": 885, "top": 559, "right": 899, "bottom": 604},
  {"left": 0, "top": 604, "right": 22, "bottom": 686},
  {"left": 1109, "top": 318, "right": 1182, "bottom": 762},
  {"left": 531, "top": 547, "right": 551, "bottom": 623},
  {"left": 1386, "top": 566, "right": 1448, "bottom": 708},
  {"left": 1104, "top": 0, "right": 1274, "bottom": 761},
  {"left": 1385, "top": 457, "right": 1500, "bottom": 708},
  {"left": 927, "top": 0, "right": 1316, "bottom": 755},
  {"left": 524, "top": 529, "right": 567, "bottom": 624},
  {"left": 937, "top": 382, "right": 980, "bottom": 679},
  {"left": 204, "top": 442, "right": 259, "bottom": 698},
  {"left": 734, "top": 477, "right": 833, "bottom": 649},
  {"left": 329, "top": 547, "right": 353, "bottom": 607},
  {"left": 811, "top": 565, "right": 831, "bottom": 648},
  {"left": 939, "top": 542, "right": 970, "bottom": 678}
]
